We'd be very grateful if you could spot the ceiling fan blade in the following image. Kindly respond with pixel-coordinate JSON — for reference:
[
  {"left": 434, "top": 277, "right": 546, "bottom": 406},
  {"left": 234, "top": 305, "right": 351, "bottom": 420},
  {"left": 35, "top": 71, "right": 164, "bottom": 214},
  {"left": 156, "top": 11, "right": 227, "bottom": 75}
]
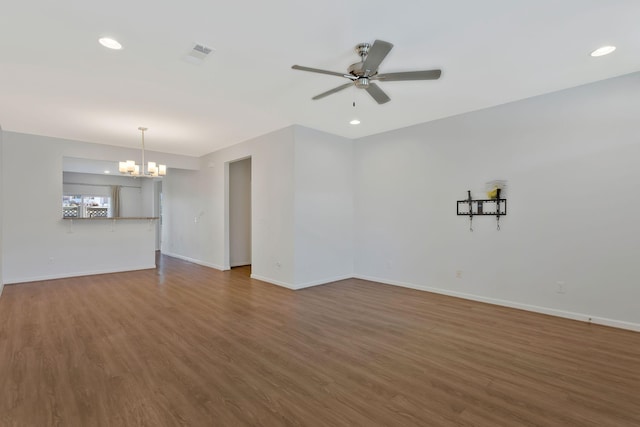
[
  {"left": 375, "top": 69, "right": 442, "bottom": 81},
  {"left": 365, "top": 82, "right": 390, "bottom": 104},
  {"left": 312, "top": 82, "right": 354, "bottom": 100},
  {"left": 362, "top": 40, "right": 394, "bottom": 75},
  {"left": 292, "top": 65, "right": 354, "bottom": 79}
]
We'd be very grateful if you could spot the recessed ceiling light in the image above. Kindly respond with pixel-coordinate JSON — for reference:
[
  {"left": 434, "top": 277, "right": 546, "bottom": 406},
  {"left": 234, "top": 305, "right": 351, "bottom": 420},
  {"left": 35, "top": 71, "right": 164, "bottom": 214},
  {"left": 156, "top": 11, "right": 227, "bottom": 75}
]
[
  {"left": 590, "top": 46, "right": 616, "bottom": 57},
  {"left": 98, "top": 37, "right": 122, "bottom": 50},
  {"left": 350, "top": 119, "right": 361, "bottom": 125},
  {"left": 104, "top": 170, "right": 111, "bottom": 174}
]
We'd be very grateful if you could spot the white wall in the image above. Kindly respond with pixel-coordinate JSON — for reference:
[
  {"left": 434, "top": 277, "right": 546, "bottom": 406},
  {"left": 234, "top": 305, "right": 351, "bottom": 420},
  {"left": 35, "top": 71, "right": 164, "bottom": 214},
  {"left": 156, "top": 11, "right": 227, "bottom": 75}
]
[
  {"left": 0, "top": 126, "right": 4, "bottom": 295},
  {"left": 140, "top": 179, "right": 155, "bottom": 218},
  {"left": 163, "top": 127, "right": 296, "bottom": 286},
  {"left": 162, "top": 125, "right": 356, "bottom": 289},
  {"left": 293, "top": 126, "right": 354, "bottom": 287},
  {"left": 161, "top": 167, "right": 211, "bottom": 263},
  {"left": 354, "top": 72, "right": 640, "bottom": 330},
  {"left": 229, "top": 157, "right": 252, "bottom": 267},
  {"left": 2, "top": 131, "right": 198, "bottom": 284}
]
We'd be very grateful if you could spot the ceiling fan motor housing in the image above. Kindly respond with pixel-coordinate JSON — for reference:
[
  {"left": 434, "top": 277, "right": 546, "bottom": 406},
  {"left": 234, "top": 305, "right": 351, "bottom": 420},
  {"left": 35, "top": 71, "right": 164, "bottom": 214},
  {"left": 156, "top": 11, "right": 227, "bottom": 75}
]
[
  {"left": 355, "top": 77, "right": 370, "bottom": 89},
  {"left": 348, "top": 62, "right": 377, "bottom": 78}
]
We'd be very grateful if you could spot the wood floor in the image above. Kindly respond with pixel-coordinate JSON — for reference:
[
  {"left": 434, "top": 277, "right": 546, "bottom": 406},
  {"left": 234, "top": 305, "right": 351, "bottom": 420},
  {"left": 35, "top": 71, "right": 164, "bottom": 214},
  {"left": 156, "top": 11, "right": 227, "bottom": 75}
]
[{"left": 1, "top": 256, "right": 639, "bottom": 426}]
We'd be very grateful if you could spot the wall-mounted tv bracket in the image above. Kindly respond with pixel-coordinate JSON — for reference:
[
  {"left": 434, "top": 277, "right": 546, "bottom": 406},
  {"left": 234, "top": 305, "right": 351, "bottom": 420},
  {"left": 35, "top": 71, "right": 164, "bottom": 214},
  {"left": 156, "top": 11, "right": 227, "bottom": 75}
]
[{"left": 457, "top": 189, "right": 507, "bottom": 231}]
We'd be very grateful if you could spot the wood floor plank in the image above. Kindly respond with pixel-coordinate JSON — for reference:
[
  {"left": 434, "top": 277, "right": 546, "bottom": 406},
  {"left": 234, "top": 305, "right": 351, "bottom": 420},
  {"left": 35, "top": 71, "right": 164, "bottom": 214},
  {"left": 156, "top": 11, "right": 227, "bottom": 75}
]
[{"left": 1, "top": 255, "right": 639, "bottom": 426}]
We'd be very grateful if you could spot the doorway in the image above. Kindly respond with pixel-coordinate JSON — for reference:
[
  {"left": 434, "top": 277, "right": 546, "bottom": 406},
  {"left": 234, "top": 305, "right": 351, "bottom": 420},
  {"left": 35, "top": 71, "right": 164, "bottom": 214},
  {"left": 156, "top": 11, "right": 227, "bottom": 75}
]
[
  {"left": 228, "top": 157, "right": 252, "bottom": 268},
  {"left": 154, "top": 180, "right": 163, "bottom": 251}
]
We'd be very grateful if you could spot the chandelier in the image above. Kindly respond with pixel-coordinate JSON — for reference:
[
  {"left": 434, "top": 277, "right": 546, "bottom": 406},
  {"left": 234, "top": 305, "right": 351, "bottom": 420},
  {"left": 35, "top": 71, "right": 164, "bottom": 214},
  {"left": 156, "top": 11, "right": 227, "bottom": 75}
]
[{"left": 119, "top": 127, "right": 167, "bottom": 177}]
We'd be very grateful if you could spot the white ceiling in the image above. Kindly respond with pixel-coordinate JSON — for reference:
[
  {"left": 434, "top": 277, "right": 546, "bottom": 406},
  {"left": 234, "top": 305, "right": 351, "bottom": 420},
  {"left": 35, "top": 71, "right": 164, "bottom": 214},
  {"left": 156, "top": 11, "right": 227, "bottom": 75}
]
[{"left": 1, "top": 1, "right": 639, "bottom": 157}]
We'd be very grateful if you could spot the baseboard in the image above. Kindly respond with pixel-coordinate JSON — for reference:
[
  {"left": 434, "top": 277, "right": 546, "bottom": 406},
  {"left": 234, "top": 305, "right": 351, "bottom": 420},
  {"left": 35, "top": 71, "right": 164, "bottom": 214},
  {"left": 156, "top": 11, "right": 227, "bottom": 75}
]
[
  {"left": 249, "top": 273, "right": 353, "bottom": 290},
  {"left": 230, "top": 261, "right": 251, "bottom": 268},
  {"left": 4, "top": 264, "right": 157, "bottom": 285},
  {"left": 250, "top": 274, "right": 296, "bottom": 289},
  {"left": 295, "top": 274, "right": 353, "bottom": 290},
  {"left": 354, "top": 274, "right": 640, "bottom": 333},
  {"left": 162, "top": 252, "right": 229, "bottom": 271}
]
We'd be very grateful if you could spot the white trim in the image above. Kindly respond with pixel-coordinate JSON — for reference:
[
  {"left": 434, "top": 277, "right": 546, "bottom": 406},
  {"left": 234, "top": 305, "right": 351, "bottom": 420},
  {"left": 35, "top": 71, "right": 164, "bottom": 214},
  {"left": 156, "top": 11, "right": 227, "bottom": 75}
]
[
  {"left": 250, "top": 274, "right": 296, "bottom": 289},
  {"left": 162, "top": 252, "right": 229, "bottom": 271},
  {"left": 589, "top": 316, "right": 640, "bottom": 332},
  {"left": 250, "top": 273, "right": 352, "bottom": 290},
  {"left": 4, "top": 264, "right": 156, "bottom": 285},
  {"left": 230, "top": 261, "right": 251, "bottom": 268},
  {"left": 353, "top": 274, "right": 640, "bottom": 333},
  {"left": 295, "top": 274, "right": 353, "bottom": 290}
]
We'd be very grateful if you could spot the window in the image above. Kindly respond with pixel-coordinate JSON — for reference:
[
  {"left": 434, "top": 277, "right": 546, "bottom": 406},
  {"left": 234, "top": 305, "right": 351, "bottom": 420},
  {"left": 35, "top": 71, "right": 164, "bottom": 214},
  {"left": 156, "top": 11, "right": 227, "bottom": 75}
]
[{"left": 63, "top": 195, "right": 111, "bottom": 218}]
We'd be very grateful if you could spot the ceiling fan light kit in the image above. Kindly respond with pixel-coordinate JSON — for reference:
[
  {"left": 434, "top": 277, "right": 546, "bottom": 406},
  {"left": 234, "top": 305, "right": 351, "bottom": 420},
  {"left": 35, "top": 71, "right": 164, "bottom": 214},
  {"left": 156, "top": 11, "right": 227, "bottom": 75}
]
[{"left": 292, "top": 39, "right": 442, "bottom": 104}]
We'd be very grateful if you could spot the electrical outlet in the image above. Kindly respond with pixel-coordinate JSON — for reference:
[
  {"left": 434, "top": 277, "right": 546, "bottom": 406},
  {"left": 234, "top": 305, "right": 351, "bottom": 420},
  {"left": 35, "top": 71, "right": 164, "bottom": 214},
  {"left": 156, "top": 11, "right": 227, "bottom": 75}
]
[{"left": 556, "top": 281, "right": 566, "bottom": 294}]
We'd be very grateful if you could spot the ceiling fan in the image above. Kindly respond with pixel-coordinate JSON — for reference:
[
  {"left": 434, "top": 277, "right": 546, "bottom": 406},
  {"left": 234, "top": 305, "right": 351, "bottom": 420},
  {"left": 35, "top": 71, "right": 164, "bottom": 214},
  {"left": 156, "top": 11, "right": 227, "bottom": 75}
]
[{"left": 292, "top": 40, "right": 441, "bottom": 105}]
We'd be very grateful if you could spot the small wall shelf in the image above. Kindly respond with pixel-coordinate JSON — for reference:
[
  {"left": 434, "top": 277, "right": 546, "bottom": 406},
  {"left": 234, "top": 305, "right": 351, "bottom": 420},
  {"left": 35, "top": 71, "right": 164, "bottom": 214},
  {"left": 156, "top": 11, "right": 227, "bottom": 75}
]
[{"left": 457, "top": 190, "right": 506, "bottom": 231}]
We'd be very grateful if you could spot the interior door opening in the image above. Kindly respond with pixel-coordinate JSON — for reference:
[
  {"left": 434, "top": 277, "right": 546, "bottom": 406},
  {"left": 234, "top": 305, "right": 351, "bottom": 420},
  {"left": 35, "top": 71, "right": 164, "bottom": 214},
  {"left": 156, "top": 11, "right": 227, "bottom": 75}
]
[
  {"left": 229, "top": 157, "right": 252, "bottom": 270},
  {"left": 154, "top": 180, "right": 163, "bottom": 252}
]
